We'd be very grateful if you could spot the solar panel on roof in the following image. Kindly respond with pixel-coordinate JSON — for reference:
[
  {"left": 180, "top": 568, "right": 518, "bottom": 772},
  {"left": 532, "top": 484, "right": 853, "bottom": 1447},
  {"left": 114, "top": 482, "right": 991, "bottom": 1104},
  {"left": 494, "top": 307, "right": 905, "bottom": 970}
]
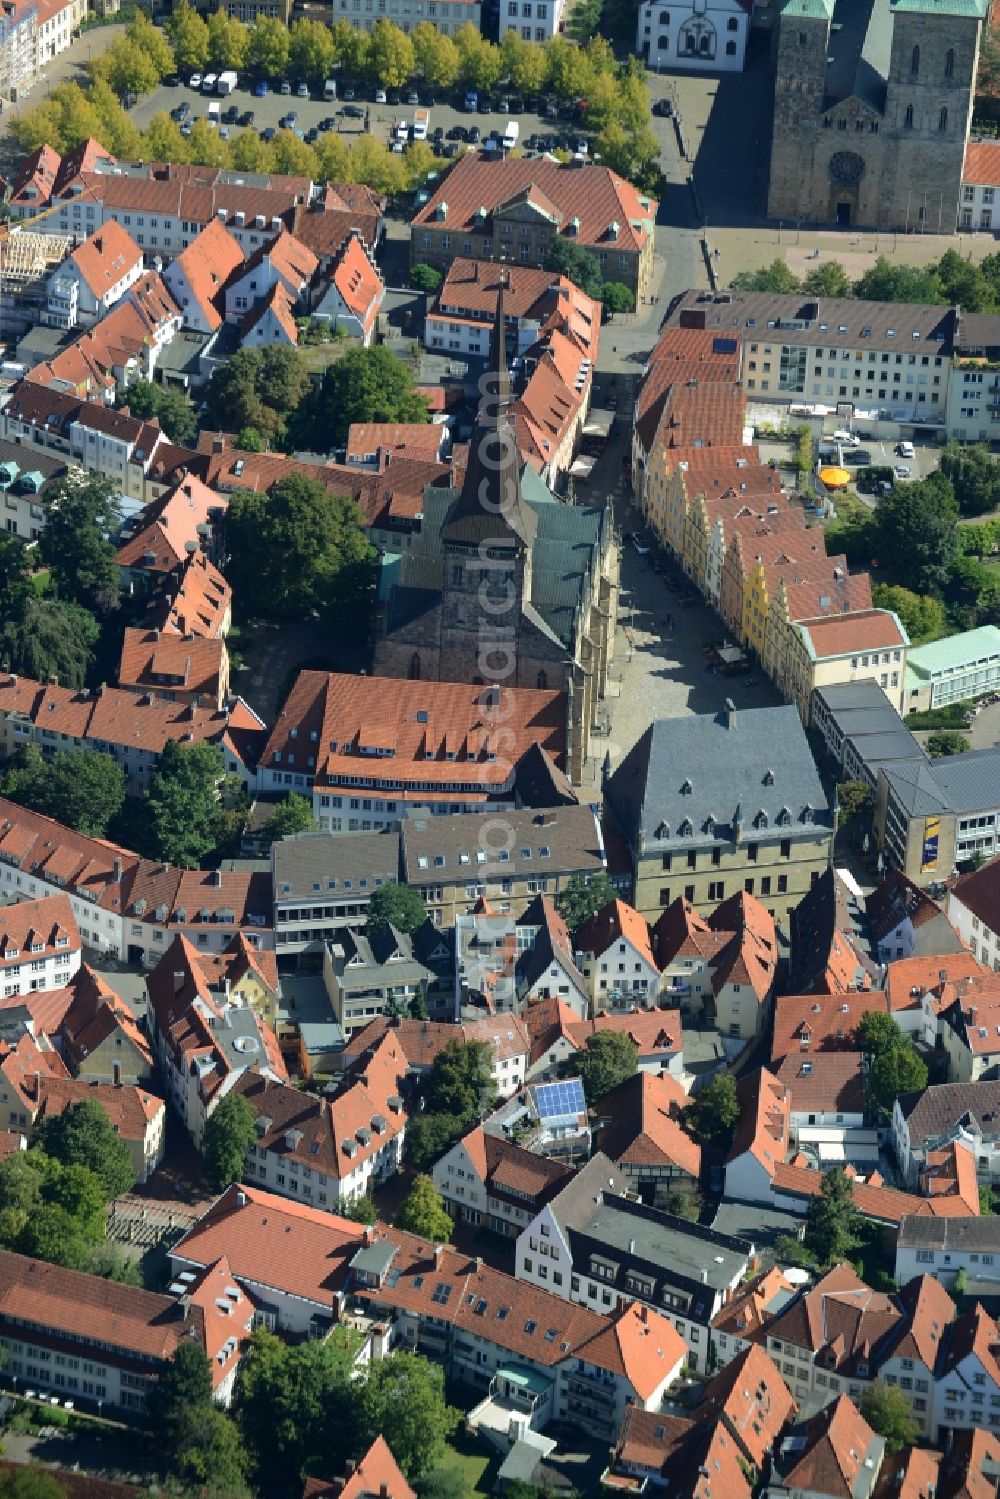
[{"left": 535, "top": 1079, "right": 585, "bottom": 1120}]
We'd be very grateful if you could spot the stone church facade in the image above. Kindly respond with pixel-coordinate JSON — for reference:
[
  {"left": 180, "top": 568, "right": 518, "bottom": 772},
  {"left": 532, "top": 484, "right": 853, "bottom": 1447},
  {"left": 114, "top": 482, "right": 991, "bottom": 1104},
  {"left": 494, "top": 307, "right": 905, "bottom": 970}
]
[
  {"left": 768, "top": 0, "right": 987, "bottom": 231},
  {"left": 372, "top": 294, "right": 618, "bottom": 786}
]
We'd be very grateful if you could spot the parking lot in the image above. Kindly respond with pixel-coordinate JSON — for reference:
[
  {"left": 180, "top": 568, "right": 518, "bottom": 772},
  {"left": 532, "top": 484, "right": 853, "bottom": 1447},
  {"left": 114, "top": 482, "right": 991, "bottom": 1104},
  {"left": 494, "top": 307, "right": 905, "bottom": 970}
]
[{"left": 126, "top": 74, "right": 679, "bottom": 161}]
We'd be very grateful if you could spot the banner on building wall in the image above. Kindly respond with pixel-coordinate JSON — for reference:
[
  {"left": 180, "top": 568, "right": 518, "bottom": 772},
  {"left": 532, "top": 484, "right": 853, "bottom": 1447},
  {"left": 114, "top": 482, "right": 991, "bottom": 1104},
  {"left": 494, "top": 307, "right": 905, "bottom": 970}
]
[{"left": 921, "top": 817, "right": 940, "bottom": 873}]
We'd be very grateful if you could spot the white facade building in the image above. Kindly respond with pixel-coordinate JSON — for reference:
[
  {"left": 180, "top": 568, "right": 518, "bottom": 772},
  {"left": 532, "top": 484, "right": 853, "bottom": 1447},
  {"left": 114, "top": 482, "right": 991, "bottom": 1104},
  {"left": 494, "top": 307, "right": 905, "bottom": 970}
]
[
  {"left": 330, "top": 0, "right": 480, "bottom": 35},
  {"left": 637, "top": 0, "right": 750, "bottom": 73},
  {"left": 500, "top": 0, "right": 563, "bottom": 41}
]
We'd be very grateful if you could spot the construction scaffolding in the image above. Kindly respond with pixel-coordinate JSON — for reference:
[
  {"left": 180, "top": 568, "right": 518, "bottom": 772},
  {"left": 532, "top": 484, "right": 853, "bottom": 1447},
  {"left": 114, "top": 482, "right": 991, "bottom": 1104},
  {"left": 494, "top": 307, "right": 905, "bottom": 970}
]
[{"left": 0, "top": 226, "right": 73, "bottom": 344}]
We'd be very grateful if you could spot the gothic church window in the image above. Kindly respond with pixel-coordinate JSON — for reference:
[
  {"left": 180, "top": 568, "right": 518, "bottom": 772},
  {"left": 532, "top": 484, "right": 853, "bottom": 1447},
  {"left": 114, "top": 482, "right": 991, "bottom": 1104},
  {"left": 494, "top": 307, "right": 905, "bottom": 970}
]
[
  {"left": 910, "top": 44, "right": 919, "bottom": 77},
  {"left": 945, "top": 48, "right": 954, "bottom": 78},
  {"left": 939, "top": 107, "right": 948, "bottom": 131},
  {"left": 904, "top": 105, "right": 913, "bottom": 128}
]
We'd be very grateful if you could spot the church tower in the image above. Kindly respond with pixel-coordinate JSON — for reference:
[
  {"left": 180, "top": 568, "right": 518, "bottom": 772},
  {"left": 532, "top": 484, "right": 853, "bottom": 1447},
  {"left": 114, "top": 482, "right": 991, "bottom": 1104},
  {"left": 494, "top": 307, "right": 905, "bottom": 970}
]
[
  {"left": 438, "top": 280, "right": 537, "bottom": 684},
  {"left": 768, "top": 0, "right": 834, "bottom": 221}
]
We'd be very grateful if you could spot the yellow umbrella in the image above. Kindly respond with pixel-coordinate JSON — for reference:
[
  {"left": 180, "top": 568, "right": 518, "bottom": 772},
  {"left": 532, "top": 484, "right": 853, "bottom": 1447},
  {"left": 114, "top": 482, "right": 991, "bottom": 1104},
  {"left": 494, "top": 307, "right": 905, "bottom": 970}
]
[{"left": 818, "top": 465, "right": 852, "bottom": 489}]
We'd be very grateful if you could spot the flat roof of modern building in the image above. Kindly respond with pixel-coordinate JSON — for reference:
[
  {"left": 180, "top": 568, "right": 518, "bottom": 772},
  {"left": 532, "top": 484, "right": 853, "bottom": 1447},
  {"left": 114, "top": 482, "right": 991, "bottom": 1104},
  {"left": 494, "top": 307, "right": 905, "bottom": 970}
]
[
  {"left": 905, "top": 625, "right": 1000, "bottom": 683},
  {"left": 882, "top": 746, "right": 1000, "bottom": 818}
]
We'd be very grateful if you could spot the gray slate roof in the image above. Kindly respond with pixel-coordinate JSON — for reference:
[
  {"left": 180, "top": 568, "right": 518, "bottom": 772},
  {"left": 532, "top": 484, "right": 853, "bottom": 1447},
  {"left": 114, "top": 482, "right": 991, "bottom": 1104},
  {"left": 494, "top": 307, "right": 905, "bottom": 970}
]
[
  {"left": 883, "top": 746, "right": 1000, "bottom": 818},
  {"left": 897, "top": 1214, "right": 1000, "bottom": 1251},
  {"left": 272, "top": 830, "right": 401, "bottom": 901},
  {"left": 400, "top": 804, "right": 605, "bottom": 886},
  {"left": 897, "top": 1078, "right": 1000, "bottom": 1144},
  {"left": 607, "top": 704, "right": 831, "bottom": 853}
]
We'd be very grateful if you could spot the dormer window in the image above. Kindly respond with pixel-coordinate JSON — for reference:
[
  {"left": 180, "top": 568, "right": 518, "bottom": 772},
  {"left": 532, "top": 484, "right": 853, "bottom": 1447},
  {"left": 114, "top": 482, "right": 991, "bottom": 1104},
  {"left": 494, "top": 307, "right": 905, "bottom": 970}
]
[
  {"left": 763, "top": 768, "right": 775, "bottom": 786},
  {"left": 681, "top": 778, "right": 693, "bottom": 795},
  {"left": 679, "top": 818, "right": 693, "bottom": 837}
]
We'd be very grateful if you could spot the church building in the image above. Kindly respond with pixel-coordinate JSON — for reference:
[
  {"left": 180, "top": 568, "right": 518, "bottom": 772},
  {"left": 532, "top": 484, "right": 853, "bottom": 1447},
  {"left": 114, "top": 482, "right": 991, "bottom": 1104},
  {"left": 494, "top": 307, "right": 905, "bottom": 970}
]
[
  {"left": 372, "top": 287, "right": 618, "bottom": 786},
  {"left": 768, "top": 0, "right": 987, "bottom": 231}
]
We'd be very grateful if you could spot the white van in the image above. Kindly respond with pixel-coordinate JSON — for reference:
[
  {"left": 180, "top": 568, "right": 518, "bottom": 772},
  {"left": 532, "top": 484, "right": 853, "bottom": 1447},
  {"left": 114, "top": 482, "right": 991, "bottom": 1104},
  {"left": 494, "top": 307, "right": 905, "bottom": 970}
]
[
  {"left": 208, "top": 100, "right": 221, "bottom": 125},
  {"left": 324, "top": 78, "right": 337, "bottom": 101},
  {"left": 897, "top": 440, "right": 915, "bottom": 459},
  {"left": 503, "top": 120, "right": 519, "bottom": 150},
  {"left": 202, "top": 73, "right": 218, "bottom": 93}
]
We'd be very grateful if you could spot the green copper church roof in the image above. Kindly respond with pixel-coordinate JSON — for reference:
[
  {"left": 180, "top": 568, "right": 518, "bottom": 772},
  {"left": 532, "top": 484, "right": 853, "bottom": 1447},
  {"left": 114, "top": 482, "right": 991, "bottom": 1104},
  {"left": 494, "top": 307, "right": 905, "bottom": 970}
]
[{"left": 889, "top": 0, "right": 988, "bottom": 15}]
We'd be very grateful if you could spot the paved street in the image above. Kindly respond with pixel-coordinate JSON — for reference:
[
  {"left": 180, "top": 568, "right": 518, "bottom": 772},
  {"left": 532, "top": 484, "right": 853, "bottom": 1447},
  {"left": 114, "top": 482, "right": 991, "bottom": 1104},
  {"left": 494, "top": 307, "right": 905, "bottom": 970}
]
[{"left": 0, "top": 24, "right": 125, "bottom": 177}]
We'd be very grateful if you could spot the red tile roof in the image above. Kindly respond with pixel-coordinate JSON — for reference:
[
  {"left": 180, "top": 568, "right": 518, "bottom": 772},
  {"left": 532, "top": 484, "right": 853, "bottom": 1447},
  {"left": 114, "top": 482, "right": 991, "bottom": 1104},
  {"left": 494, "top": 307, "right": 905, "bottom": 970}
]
[
  {"left": 773, "top": 1051, "right": 866, "bottom": 1117},
  {"left": 778, "top": 1396, "right": 879, "bottom": 1499},
  {"left": 166, "top": 219, "right": 244, "bottom": 331},
  {"left": 574, "top": 898, "right": 656, "bottom": 969},
  {"left": 697, "top": 1343, "right": 796, "bottom": 1467},
  {"left": 771, "top": 991, "right": 888, "bottom": 1064},
  {"left": 330, "top": 231, "right": 383, "bottom": 338},
  {"left": 115, "top": 476, "right": 228, "bottom": 575},
  {"left": 32, "top": 1073, "right": 164, "bottom": 1140},
  {"left": 261, "top": 670, "right": 567, "bottom": 798},
  {"left": 65, "top": 219, "right": 143, "bottom": 300},
  {"left": 303, "top": 1438, "right": 415, "bottom": 1499},
  {"left": 412, "top": 155, "right": 656, "bottom": 257},
  {"left": 725, "top": 1067, "right": 790, "bottom": 1178},
  {"left": 0, "top": 892, "right": 78, "bottom": 968},
  {"left": 796, "top": 609, "right": 907, "bottom": 659},
  {"left": 885, "top": 951, "right": 988, "bottom": 1014},
  {"left": 118, "top": 627, "right": 226, "bottom": 702},
  {"left": 59, "top": 965, "right": 154, "bottom": 1072},
  {"left": 712, "top": 1266, "right": 797, "bottom": 1343},
  {"left": 595, "top": 1071, "right": 702, "bottom": 1179},
  {"left": 964, "top": 141, "right": 1000, "bottom": 187}
]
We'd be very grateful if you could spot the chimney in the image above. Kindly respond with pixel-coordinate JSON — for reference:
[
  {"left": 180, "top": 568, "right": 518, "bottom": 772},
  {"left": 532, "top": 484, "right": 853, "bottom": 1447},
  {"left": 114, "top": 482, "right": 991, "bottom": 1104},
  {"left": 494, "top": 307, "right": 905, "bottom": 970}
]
[
  {"left": 434, "top": 1244, "right": 444, "bottom": 1265},
  {"left": 724, "top": 697, "right": 737, "bottom": 729},
  {"left": 212, "top": 869, "right": 223, "bottom": 887},
  {"left": 173, "top": 970, "right": 185, "bottom": 995},
  {"left": 113, "top": 856, "right": 123, "bottom": 883}
]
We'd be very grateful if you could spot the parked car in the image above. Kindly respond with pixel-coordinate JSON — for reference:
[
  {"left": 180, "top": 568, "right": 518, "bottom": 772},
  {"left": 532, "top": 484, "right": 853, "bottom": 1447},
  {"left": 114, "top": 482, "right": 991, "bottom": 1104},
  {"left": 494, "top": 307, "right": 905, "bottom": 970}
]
[
  {"left": 845, "top": 449, "right": 873, "bottom": 465},
  {"left": 304, "top": 127, "right": 319, "bottom": 143},
  {"left": 894, "top": 464, "right": 912, "bottom": 479},
  {"left": 833, "top": 429, "right": 860, "bottom": 445},
  {"left": 342, "top": 103, "right": 364, "bottom": 118},
  {"left": 499, "top": 97, "right": 510, "bottom": 111},
  {"left": 260, "top": 125, "right": 276, "bottom": 141},
  {"left": 407, "top": 89, "right": 419, "bottom": 104},
  {"left": 238, "top": 110, "right": 254, "bottom": 126},
  {"left": 468, "top": 125, "right": 481, "bottom": 142},
  {"left": 222, "top": 104, "right": 238, "bottom": 123},
  {"left": 219, "top": 126, "right": 230, "bottom": 139},
  {"left": 375, "top": 88, "right": 387, "bottom": 103},
  {"left": 253, "top": 79, "right": 269, "bottom": 96},
  {"left": 180, "top": 120, "right": 193, "bottom": 135},
  {"left": 442, "top": 142, "right": 459, "bottom": 158},
  {"left": 386, "top": 87, "right": 399, "bottom": 105},
  {"left": 478, "top": 96, "right": 492, "bottom": 113},
  {"left": 296, "top": 81, "right": 309, "bottom": 97},
  {"left": 279, "top": 111, "right": 297, "bottom": 128},
  {"left": 446, "top": 125, "right": 465, "bottom": 140},
  {"left": 188, "top": 73, "right": 203, "bottom": 90},
  {"left": 343, "top": 86, "right": 355, "bottom": 100},
  {"left": 319, "top": 116, "right": 335, "bottom": 131},
  {"left": 652, "top": 98, "right": 673, "bottom": 117},
  {"left": 629, "top": 534, "right": 650, "bottom": 555}
]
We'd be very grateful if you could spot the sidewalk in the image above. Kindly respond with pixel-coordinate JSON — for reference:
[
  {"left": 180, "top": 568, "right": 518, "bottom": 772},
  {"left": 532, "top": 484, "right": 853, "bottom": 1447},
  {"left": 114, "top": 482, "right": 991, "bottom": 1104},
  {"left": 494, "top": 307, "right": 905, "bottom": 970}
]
[
  {"left": 0, "top": 25, "right": 124, "bottom": 175},
  {"left": 709, "top": 220, "right": 1000, "bottom": 288}
]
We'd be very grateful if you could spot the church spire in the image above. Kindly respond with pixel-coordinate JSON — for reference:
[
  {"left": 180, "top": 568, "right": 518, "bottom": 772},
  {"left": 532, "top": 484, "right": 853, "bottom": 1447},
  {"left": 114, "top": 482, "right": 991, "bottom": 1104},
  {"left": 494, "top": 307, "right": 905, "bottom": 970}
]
[{"left": 440, "top": 265, "right": 536, "bottom": 549}]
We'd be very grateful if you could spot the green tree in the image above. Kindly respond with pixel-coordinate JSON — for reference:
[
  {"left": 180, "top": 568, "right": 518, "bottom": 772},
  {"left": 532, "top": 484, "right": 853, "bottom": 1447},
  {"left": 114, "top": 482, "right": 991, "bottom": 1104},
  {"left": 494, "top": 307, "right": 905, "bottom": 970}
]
[
  {"left": 202, "top": 1091, "right": 257, "bottom": 1190},
  {"left": 366, "top": 881, "right": 427, "bottom": 937},
  {"left": 569, "top": 1031, "right": 638, "bottom": 1105},
  {"left": 231, "top": 129, "right": 274, "bottom": 172},
  {"left": 143, "top": 110, "right": 191, "bottom": 165},
  {"left": 0, "top": 1151, "right": 108, "bottom": 1268},
  {"left": 237, "top": 1327, "right": 357, "bottom": 1491},
  {"left": 345, "top": 1192, "right": 377, "bottom": 1224},
  {"left": 158, "top": 1339, "right": 214, "bottom": 1434},
  {"left": 684, "top": 1073, "right": 739, "bottom": 1148},
  {"left": 859, "top": 1383, "right": 920, "bottom": 1455},
  {"left": 936, "top": 249, "right": 994, "bottom": 314},
  {"left": 288, "top": 17, "right": 336, "bottom": 82},
  {"left": 89, "top": 1241, "right": 141, "bottom": 1284},
  {"left": 412, "top": 21, "right": 460, "bottom": 92},
  {"left": 271, "top": 130, "right": 319, "bottom": 178},
  {"left": 602, "top": 282, "right": 635, "bottom": 316},
  {"left": 417, "top": 1471, "right": 469, "bottom": 1499},
  {"left": 98, "top": 38, "right": 162, "bottom": 99},
  {"left": 225, "top": 474, "right": 372, "bottom": 623},
  {"left": 39, "top": 472, "right": 121, "bottom": 614},
  {"left": 658, "top": 1182, "right": 702, "bottom": 1220},
  {"left": 117, "top": 378, "right": 198, "bottom": 446},
  {"left": 981, "top": 1185, "right": 997, "bottom": 1215},
  {"left": 544, "top": 235, "right": 604, "bottom": 300},
  {"left": 87, "top": 76, "right": 144, "bottom": 157},
  {"left": 802, "top": 260, "right": 852, "bottom": 297},
  {"left": 404, "top": 141, "right": 443, "bottom": 190},
  {"left": 166, "top": 0, "right": 210, "bottom": 73},
  {"left": 260, "top": 793, "right": 319, "bottom": 846},
  {"left": 301, "top": 346, "right": 429, "bottom": 449},
  {"left": 206, "top": 8, "right": 249, "bottom": 70},
  {"left": 854, "top": 257, "right": 945, "bottom": 304},
  {"left": 206, "top": 345, "right": 309, "bottom": 444},
  {"left": 3, "top": 746, "right": 127, "bottom": 838},
  {"left": 928, "top": 729, "right": 971, "bottom": 757},
  {"left": 731, "top": 258, "right": 801, "bottom": 294},
  {"left": 837, "top": 779, "right": 875, "bottom": 828},
  {"left": 332, "top": 18, "right": 371, "bottom": 79},
  {"left": 34, "top": 1099, "right": 135, "bottom": 1198},
  {"left": 803, "top": 1166, "right": 862, "bottom": 1265},
  {"left": 554, "top": 871, "right": 616, "bottom": 930},
  {"left": 871, "top": 583, "right": 947, "bottom": 643},
  {"left": 404, "top": 1112, "right": 460, "bottom": 1171},
  {"left": 368, "top": 17, "right": 416, "bottom": 87},
  {"left": 0, "top": 532, "right": 30, "bottom": 597},
  {"left": 359, "top": 1353, "right": 459, "bottom": 1482},
  {"left": 347, "top": 135, "right": 409, "bottom": 195},
  {"left": 939, "top": 442, "right": 1000, "bottom": 518},
  {"left": 172, "top": 1404, "right": 251, "bottom": 1495},
  {"left": 411, "top": 262, "right": 443, "bottom": 293},
  {"left": 876, "top": 473, "right": 959, "bottom": 594},
  {"left": 248, "top": 15, "right": 290, "bottom": 78},
  {"left": 543, "top": 34, "right": 592, "bottom": 97},
  {"left": 978, "top": 26, "right": 1000, "bottom": 97},
  {"left": 127, "top": 12, "right": 176, "bottom": 78},
  {"left": 0, "top": 1467, "right": 70, "bottom": 1499},
  {"left": 147, "top": 738, "right": 227, "bottom": 867},
  {"left": 505, "top": 35, "right": 548, "bottom": 94},
  {"left": 0, "top": 596, "right": 99, "bottom": 690},
  {"left": 187, "top": 116, "right": 232, "bottom": 168},
  {"left": 869, "top": 1043, "right": 928, "bottom": 1119},
  {"left": 395, "top": 1173, "right": 453, "bottom": 1241},
  {"left": 857, "top": 1009, "right": 904, "bottom": 1058},
  {"left": 425, "top": 1039, "right": 497, "bottom": 1120},
  {"left": 453, "top": 23, "right": 502, "bottom": 90}
]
